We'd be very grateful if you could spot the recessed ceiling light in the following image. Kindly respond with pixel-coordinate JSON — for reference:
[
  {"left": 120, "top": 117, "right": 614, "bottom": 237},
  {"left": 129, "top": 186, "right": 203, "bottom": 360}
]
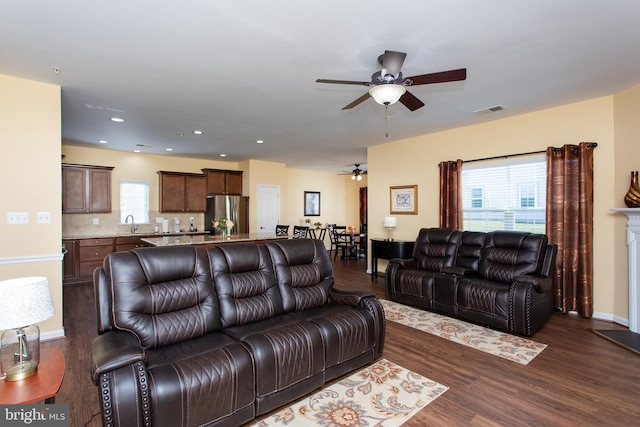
[
  {"left": 256, "top": 140, "right": 264, "bottom": 144},
  {"left": 166, "top": 148, "right": 173, "bottom": 151},
  {"left": 219, "top": 154, "right": 227, "bottom": 157},
  {"left": 98, "top": 139, "right": 108, "bottom": 144},
  {"left": 193, "top": 130, "right": 203, "bottom": 135},
  {"left": 110, "top": 117, "right": 124, "bottom": 123}
]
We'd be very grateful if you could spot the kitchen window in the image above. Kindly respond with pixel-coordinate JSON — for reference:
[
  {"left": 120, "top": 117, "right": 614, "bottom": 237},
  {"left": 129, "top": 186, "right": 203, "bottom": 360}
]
[{"left": 120, "top": 181, "right": 149, "bottom": 224}]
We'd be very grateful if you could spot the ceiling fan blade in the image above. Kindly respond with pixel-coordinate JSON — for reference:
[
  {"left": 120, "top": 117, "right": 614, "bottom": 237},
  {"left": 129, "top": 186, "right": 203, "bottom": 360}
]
[
  {"left": 404, "top": 68, "right": 467, "bottom": 86},
  {"left": 316, "top": 78, "right": 371, "bottom": 86},
  {"left": 380, "top": 50, "right": 407, "bottom": 77},
  {"left": 399, "top": 90, "right": 425, "bottom": 111},
  {"left": 341, "top": 92, "right": 371, "bottom": 110}
]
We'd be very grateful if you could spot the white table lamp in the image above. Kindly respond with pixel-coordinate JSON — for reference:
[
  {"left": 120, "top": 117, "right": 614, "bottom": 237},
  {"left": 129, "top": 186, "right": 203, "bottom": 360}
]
[
  {"left": 383, "top": 216, "right": 397, "bottom": 241},
  {"left": 0, "top": 277, "right": 55, "bottom": 381}
]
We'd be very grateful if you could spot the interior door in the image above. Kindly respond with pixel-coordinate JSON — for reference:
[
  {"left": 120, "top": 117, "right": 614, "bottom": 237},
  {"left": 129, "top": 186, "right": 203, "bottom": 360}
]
[{"left": 257, "top": 185, "right": 281, "bottom": 233}]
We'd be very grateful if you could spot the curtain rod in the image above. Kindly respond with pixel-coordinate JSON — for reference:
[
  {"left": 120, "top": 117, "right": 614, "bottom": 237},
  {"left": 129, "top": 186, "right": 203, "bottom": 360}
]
[
  {"left": 463, "top": 149, "right": 546, "bottom": 164},
  {"left": 462, "top": 142, "right": 598, "bottom": 164}
]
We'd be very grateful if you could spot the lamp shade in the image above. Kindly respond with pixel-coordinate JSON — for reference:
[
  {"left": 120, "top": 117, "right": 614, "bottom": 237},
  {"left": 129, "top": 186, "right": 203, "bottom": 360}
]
[
  {"left": 383, "top": 216, "right": 397, "bottom": 228},
  {"left": 369, "top": 84, "right": 406, "bottom": 105},
  {"left": 0, "top": 277, "right": 55, "bottom": 330}
]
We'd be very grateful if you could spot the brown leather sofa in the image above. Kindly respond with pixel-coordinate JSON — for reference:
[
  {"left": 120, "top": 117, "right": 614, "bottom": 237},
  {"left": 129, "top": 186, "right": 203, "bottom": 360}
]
[
  {"left": 91, "top": 239, "right": 385, "bottom": 427},
  {"left": 385, "top": 228, "right": 557, "bottom": 336}
]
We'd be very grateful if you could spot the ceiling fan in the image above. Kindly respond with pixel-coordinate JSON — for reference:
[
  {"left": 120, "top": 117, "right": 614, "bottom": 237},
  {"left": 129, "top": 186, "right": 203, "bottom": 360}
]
[
  {"left": 316, "top": 50, "right": 467, "bottom": 111},
  {"left": 339, "top": 164, "right": 367, "bottom": 181}
]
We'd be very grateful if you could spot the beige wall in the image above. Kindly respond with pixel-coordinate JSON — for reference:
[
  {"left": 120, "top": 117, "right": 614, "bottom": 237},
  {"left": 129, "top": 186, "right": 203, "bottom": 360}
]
[
  {"left": 243, "top": 159, "right": 287, "bottom": 232},
  {"left": 60, "top": 146, "right": 348, "bottom": 239},
  {"left": 368, "top": 94, "right": 634, "bottom": 323},
  {"left": 61, "top": 144, "right": 243, "bottom": 235},
  {"left": 7, "top": 69, "right": 639, "bottom": 330},
  {"left": 285, "top": 168, "right": 348, "bottom": 227},
  {"left": 0, "top": 74, "right": 63, "bottom": 338},
  {"left": 613, "top": 83, "right": 640, "bottom": 321}
]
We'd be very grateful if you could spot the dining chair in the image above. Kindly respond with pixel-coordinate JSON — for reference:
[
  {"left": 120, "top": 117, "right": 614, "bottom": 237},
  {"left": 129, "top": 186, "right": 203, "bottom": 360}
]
[
  {"left": 326, "top": 224, "right": 337, "bottom": 254},
  {"left": 331, "top": 226, "right": 351, "bottom": 260},
  {"left": 357, "top": 223, "right": 367, "bottom": 257},
  {"left": 275, "top": 224, "right": 289, "bottom": 236},
  {"left": 292, "top": 225, "right": 309, "bottom": 239}
]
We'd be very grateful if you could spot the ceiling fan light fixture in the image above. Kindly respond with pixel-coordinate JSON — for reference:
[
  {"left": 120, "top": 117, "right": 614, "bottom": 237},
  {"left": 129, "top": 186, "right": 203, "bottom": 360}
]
[{"left": 369, "top": 84, "right": 406, "bottom": 106}]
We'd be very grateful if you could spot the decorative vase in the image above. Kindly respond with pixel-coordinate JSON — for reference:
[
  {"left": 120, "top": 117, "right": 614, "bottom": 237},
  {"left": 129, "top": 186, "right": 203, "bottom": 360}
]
[{"left": 624, "top": 171, "right": 640, "bottom": 208}]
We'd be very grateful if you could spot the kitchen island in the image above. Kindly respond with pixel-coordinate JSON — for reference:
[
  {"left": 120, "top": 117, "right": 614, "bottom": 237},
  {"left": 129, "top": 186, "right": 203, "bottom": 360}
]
[{"left": 141, "top": 233, "right": 288, "bottom": 248}]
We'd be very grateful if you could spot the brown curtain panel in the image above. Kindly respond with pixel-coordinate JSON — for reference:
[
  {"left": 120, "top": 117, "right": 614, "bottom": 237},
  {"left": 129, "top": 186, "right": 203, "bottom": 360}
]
[
  {"left": 545, "top": 142, "right": 595, "bottom": 316},
  {"left": 439, "top": 160, "right": 463, "bottom": 229}
]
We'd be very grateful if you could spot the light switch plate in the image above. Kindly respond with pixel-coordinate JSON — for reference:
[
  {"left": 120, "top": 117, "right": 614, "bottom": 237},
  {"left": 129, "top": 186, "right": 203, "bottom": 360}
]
[
  {"left": 7, "top": 212, "right": 29, "bottom": 224},
  {"left": 36, "top": 212, "right": 51, "bottom": 224}
]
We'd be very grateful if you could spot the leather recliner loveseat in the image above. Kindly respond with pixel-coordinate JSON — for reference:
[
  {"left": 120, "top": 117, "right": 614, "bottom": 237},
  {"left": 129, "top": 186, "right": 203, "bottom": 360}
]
[
  {"left": 385, "top": 228, "right": 557, "bottom": 336},
  {"left": 91, "top": 238, "right": 385, "bottom": 427}
]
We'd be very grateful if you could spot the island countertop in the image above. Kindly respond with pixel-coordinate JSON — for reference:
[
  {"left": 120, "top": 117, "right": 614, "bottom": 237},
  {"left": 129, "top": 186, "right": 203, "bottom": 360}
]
[{"left": 141, "top": 233, "right": 288, "bottom": 247}]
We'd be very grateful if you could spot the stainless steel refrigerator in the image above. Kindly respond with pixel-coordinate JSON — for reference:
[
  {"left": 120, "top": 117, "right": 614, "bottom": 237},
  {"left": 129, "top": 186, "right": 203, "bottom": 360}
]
[{"left": 205, "top": 195, "right": 249, "bottom": 235}]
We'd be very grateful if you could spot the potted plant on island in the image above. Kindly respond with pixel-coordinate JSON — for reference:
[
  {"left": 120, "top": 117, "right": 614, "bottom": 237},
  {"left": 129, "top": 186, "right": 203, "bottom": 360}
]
[{"left": 212, "top": 217, "right": 234, "bottom": 237}]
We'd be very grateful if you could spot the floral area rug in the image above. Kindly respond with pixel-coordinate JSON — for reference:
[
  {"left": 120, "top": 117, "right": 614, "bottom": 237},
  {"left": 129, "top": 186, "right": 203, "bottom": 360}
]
[
  {"left": 248, "top": 359, "right": 448, "bottom": 427},
  {"left": 380, "top": 299, "right": 546, "bottom": 365}
]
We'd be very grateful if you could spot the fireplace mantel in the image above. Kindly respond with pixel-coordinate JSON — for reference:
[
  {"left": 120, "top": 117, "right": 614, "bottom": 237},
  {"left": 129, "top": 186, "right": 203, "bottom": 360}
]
[{"left": 612, "top": 208, "right": 640, "bottom": 333}]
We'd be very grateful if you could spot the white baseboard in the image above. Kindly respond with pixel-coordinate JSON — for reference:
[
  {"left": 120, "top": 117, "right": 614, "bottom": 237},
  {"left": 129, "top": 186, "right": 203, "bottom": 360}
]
[
  {"left": 42, "top": 328, "right": 65, "bottom": 341},
  {"left": 592, "top": 311, "right": 629, "bottom": 327}
]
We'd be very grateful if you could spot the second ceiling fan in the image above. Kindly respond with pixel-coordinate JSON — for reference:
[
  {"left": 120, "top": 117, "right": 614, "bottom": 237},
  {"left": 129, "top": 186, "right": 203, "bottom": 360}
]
[{"left": 316, "top": 50, "right": 467, "bottom": 111}]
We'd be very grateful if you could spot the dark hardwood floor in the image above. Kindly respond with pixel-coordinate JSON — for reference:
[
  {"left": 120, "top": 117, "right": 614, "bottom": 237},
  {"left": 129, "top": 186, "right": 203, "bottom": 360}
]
[{"left": 44, "top": 255, "right": 640, "bottom": 427}]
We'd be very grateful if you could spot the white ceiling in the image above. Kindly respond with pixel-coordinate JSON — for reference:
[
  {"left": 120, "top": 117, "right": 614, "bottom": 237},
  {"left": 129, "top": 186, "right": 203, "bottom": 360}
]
[{"left": 2, "top": 1, "right": 640, "bottom": 174}]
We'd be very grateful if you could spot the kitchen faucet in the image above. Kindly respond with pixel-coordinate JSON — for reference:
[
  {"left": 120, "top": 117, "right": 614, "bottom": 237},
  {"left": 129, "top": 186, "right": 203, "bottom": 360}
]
[{"left": 125, "top": 215, "right": 138, "bottom": 234}]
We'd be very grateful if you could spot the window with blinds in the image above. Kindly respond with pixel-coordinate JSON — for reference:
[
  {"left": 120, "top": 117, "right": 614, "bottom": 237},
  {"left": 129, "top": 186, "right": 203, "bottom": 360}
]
[
  {"left": 461, "top": 154, "right": 546, "bottom": 233},
  {"left": 120, "top": 181, "right": 149, "bottom": 224}
]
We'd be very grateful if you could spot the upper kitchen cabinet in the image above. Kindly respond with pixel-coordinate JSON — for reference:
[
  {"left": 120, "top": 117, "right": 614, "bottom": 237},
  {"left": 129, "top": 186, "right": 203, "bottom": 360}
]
[
  {"left": 158, "top": 171, "right": 206, "bottom": 212},
  {"left": 202, "top": 169, "right": 243, "bottom": 195},
  {"left": 62, "top": 164, "right": 113, "bottom": 213}
]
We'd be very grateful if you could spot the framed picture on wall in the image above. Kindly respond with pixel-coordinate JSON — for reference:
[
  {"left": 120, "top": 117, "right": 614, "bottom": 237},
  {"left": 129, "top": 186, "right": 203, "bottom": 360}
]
[
  {"left": 390, "top": 185, "right": 418, "bottom": 214},
  {"left": 304, "top": 191, "right": 321, "bottom": 216}
]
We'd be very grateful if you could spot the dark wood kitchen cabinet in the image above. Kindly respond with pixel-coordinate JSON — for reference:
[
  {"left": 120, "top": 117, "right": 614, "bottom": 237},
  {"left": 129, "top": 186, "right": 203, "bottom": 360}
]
[
  {"left": 63, "top": 237, "right": 114, "bottom": 285},
  {"left": 158, "top": 171, "right": 206, "bottom": 212},
  {"left": 62, "top": 239, "right": 78, "bottom": 283},
  {"left": 202, "top": 169, "right": 243, "bottom": 195},
  {"left": 62, "top": 164, "right": 113, "bottom": 213},
  {"left": 115, "top": 235, "right": 152, "bottom": 252}
]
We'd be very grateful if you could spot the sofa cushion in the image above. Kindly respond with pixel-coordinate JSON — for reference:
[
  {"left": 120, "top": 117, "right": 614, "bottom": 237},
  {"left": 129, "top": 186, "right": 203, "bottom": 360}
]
[
  {"left": 266, "top": 239, "right": 333, "bottom": 312},
  {"left": 391, "top": 269, "right": 436, "bottom": 301},
  {"left": 208, "top": 242, "right": 284, "bottom": 328},
  {"left": 104, "top": 246, "right": 220, "bottom": 349},
  {"left": 456, "top": 231, "right": 486, "bottom": 270},
  {"left": 146, "top": 336, "right": 255, "bottom": 427},
  {"left": 225, "top": 314, "right": 325, "bottom": 415},
  {"left": 413, "top": 228, "right": 462, "bottom": 271},
  {"left": 479, "top": 231, "right": 548, "bottom": 284}
]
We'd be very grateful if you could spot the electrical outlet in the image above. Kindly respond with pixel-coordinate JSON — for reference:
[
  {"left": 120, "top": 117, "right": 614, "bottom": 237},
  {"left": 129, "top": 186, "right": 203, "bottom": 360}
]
[
  {"left": 7, "top": 212, "right": 29, "bottom": 224},
  {"left": 189, "top": 217, "right": 194, "bottom": 222},
  {"left": 93, "top": 218, "right": 99, "bottom": 225},
  {"left": 156, "top": 217, "right": 164, "bottom": 223},
  {"left": 36, "top": 212, "right": 51, "bottom": 224}
]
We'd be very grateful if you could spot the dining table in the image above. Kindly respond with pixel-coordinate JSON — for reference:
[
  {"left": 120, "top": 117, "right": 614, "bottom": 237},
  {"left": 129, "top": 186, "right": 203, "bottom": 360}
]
[{"left": 336, "top": 231, "right": 366, "bottom": 259}]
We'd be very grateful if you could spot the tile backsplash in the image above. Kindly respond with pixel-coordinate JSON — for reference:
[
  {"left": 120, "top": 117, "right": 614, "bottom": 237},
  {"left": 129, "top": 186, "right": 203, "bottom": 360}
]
[{"left": 62, "top": 211, "right": 206, "bottom": 237}]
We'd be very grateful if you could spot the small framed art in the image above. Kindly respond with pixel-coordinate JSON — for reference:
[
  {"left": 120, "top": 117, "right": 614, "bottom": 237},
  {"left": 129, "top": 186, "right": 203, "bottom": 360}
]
[
  {"left": 304, "top": 191, "right": 321, "bottom": 216},
  {"left": 390, "top": 185, "right": 418, "bottom": 215}
]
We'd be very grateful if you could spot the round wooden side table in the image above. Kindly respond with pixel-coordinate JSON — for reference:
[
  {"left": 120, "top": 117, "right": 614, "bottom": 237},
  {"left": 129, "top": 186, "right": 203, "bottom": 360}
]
[{"left": 0, "top": 346, "right": 65, "bottom": 404}]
